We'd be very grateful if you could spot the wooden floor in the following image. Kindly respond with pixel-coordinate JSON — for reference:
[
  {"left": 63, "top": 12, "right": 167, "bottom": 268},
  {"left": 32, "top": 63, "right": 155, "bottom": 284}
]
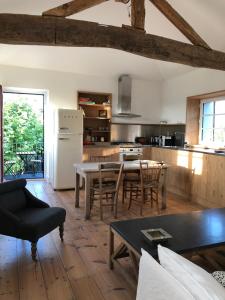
[{"left": 0, "top": 180, "right": 206, "bottom": 300}]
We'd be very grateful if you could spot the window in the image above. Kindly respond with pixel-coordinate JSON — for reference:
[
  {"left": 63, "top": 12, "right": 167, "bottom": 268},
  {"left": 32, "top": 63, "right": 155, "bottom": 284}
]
[{"left": 200, "top": 98, "right": 225, "bottom": 145}]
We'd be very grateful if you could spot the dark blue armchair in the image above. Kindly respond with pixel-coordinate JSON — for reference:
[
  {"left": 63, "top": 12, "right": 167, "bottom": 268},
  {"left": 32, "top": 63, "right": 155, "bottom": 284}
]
[{"left": 0, "top": 179, "right": 66, "bottom": 261}]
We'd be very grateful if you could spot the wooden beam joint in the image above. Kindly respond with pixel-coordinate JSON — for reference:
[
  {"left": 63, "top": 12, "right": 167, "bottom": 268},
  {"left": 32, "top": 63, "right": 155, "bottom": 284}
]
[
  {"left": 43, "top": 0, "right": 109, "bottom": 17},
  {"left": 131, "top": 0, "right": 145, "bottom": 31},
  {"left": 149, "top": 0, "right": 210, "bottom": 49}
]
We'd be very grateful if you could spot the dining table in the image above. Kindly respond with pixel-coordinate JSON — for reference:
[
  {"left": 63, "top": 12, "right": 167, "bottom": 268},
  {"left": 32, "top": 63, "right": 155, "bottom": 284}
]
[{"left": 74, "top": 160, "right": 168, "bottom": 220}]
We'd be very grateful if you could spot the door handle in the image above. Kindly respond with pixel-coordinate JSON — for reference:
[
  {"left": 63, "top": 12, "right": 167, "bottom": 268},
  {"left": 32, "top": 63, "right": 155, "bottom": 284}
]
[{"left": 59, "top": 138, "right": 70, "bottom": 140}]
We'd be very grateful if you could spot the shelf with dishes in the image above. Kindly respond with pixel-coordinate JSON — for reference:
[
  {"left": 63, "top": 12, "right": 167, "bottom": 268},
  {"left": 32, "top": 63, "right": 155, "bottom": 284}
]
[
  {"left": 78, "top": 90, "right": 112, "bottom": 144},
  {"left": 84, "top": 117, "right": 111, "bottom": 120},
  {"left": 84, "top": 130, "right": 111, "bottom": 133},
  {"left": 79, "top": 103, "right": 110, "bottom": 108}
]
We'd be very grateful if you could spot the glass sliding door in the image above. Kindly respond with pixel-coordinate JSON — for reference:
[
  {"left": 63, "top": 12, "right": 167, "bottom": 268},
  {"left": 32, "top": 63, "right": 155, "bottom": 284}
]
[{"left": 3, "top": 91, "right": 44, "bottom": 180}]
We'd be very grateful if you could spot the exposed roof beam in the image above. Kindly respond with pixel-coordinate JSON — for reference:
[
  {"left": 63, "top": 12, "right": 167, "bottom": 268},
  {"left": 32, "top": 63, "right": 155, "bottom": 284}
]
[
  {"left": 149, "top": 0, "right": 210, "bottom": 49},
  {"left": 0, "top": 14, "right": 224, "bottom": 71},
  {"left": 42, "top": 0, "right": 108, "bottom": 17},
  {"left": 131, "top": 0, "right": 145, "bottom": 31},
  {"left": 115, "top": 0, "right": 130, "bottom": 3}
]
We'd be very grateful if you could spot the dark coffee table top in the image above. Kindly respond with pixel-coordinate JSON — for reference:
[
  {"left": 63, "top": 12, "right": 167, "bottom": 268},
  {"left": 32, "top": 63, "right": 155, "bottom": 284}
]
[{"left": 111, "top": 208, "right": 225, "bottom": 258}]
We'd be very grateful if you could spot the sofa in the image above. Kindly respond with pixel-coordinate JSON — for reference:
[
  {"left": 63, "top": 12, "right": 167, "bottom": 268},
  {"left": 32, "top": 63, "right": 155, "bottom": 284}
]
[{"left": 136, "top": 245, "right": 225, "bottom": 300}]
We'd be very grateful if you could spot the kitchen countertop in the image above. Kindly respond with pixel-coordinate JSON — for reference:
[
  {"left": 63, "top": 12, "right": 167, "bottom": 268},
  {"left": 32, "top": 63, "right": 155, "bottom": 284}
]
[
  {"left": 83, "top": 144, "right": 225, "bottom": 156},
  {"left": 84, "top": 143, "right": 119, "bottom": 148},
  {"left": 143, "top": 145, "right": 225, "bottom": 156},
  {"left": 84, "top": 143, "right": 225, "bottom": 156}
]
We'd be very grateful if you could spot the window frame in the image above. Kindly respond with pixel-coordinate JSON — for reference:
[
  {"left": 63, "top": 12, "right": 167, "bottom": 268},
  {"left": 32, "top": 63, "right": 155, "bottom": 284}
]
[{"left": 199, "top": 97, "right": 225, "bottom": 145}]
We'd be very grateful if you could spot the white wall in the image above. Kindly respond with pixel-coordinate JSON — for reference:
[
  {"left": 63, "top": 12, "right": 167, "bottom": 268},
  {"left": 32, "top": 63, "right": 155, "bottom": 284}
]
[
  {"left": 161, "top": 68, "right": 225, "bottom": 124},
  {"left": 0, "top": 64, "right": 162, "bottom": 123},
  {"left": 113, "top": 79, "right": 162, "bottom": 124},
  {"left": 0, "top": 64, "right": 162, "bottom": 179}
]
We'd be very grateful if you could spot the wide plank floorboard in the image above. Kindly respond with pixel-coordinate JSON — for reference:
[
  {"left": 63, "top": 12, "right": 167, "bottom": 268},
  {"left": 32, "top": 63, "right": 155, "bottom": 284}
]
[{"left": 0, "top": 180, "right": 204, "bottom": 300}]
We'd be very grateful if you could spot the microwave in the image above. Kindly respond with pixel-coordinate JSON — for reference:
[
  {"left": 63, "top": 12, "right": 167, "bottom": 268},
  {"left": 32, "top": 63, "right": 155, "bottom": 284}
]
[{"left": 160, "top": 136, "right": 174, "bottom": 147}]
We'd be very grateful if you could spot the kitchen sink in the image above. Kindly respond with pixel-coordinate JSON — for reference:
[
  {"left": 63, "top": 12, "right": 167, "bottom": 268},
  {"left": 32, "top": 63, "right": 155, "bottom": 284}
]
[{"left": 214, "top": 150, "right": 225, "bottom": 154}]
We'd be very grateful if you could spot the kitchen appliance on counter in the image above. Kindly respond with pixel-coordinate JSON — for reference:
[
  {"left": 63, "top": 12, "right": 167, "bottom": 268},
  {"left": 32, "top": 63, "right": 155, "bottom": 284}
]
[
  {"left": 51, "top": 109, "right": 83, "bottom": 190},
  {"left": 150, "top": 136, "right": 160, "bottom": 146},
  {"left": 174, "top": 132, "right": 185, "bottom": 147},
  {"left": 119, "top": 143, "right": 143, "bottom": 161},
  {"left": 159, "top": 136, "right": 174, "bottom": 147},
  {"left": 135, "top": 136, "right": 149, "bottom": 145}
]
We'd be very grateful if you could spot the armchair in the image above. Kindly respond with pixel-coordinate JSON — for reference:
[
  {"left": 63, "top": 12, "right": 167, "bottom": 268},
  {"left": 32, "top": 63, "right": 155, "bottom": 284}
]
[{"left": 0, "top": 179, "right": 66, "bottom": 261}]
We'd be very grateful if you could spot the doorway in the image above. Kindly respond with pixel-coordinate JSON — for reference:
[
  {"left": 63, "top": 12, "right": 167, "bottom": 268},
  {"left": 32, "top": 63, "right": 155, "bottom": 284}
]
[{"left": 3, "top": 91, "right": 44, "bottom": 180}]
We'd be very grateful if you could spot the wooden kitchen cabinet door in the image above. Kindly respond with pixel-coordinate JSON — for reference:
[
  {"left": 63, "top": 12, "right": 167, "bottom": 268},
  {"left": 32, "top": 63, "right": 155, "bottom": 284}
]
[
  {"left": 142, "top": 147, "right": 152, "bottom": 160},
  {"left": 83, "top": 147, "right": 119, "bottom": 162}
]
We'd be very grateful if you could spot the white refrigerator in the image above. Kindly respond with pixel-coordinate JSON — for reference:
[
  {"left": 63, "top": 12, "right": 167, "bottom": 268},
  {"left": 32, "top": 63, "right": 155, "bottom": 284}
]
[{"left": 52, "top": 109, "right": 83, "bottom": 190}]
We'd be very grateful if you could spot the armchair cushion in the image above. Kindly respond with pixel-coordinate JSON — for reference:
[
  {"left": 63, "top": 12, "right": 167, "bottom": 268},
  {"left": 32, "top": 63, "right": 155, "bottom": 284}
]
[
  {"left": 0, "top": 179, "right": 27, "bottom": 212},
  {"left": 15, "top": 207, "right": 66, "bottom": 241}
]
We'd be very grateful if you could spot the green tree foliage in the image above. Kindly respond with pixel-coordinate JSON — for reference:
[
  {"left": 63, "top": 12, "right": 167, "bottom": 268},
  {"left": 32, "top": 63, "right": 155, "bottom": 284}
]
[{"left": 4, "top": 102, "right": 43, "bottom": 174}]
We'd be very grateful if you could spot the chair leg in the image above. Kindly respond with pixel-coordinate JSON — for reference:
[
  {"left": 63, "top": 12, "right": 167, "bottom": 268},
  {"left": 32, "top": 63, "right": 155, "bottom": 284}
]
[
  {"left": 59, "top": 223, "right": 64, "bottom": 242},
  {"left": 155, "top": 189, "right": 160, "bottom": 214},
  {"left": 100, "top": 195, "right": 103, "bottom": 221},
  {"left": 128, "top": 190, "right": 133, "bottom": 210},
  {"left": 31, "top": 241, "right": 37, "bottom": 261},
  {"left": 122, "top": 182, "right": 125, "bottom": 204},
  {"left": 113, "top": 193, "right": 117, "bottom": 219}
]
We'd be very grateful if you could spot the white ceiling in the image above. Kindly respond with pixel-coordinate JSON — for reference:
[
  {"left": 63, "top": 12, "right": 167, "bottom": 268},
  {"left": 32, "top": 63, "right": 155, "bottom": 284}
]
[{"left": 1, "top": 0, "right": 225, "bottom": 80}]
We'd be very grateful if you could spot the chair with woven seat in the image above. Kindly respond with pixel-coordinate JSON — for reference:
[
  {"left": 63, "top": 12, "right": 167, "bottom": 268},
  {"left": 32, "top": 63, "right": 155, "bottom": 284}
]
[
  {"left": 90, "top": 154, "right": 117, "bottom": 188},
  {"left": 90, "top": 163, "right": 124, "bottom": 220},
  {"left": 128, "top": 162, "right": 162, "bottom": 215},
  {"left": 0, "top": 179, "right": 66, "bottom": 261},
  {"left": 122, "top": 171, "right": 140, "bottom": 204},
  {"left": 121, "top": 154, "right": 142, "bottom": 204}
]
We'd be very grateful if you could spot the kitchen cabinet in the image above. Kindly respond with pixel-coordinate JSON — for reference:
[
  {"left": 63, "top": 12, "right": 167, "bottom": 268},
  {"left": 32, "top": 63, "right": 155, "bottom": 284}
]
[
  {"left": 151, "top": 147, "right": 193, "bottom": 200},
  {"left": 83, "top": 146, "right": 119, "bottom": 162},
  {"left": 142, "top": 147, "right": 152, "bottom": 160},
  {"left": 151, "top": 147, "right": 225, "bottom": 208}
]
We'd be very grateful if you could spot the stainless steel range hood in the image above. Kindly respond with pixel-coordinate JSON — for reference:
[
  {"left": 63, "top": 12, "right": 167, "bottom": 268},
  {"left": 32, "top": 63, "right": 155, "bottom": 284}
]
[{"left": 113, "top": 75, "right": 141, "bottom": 118}]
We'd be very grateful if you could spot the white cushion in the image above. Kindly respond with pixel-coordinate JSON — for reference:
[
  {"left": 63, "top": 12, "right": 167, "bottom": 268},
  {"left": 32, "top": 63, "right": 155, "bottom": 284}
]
[
  {"left": 136, "top": 249, "right": 194, "bottom": 300},
  {"left": 158, "top": 245, "right": 225, "bottom": 300}
]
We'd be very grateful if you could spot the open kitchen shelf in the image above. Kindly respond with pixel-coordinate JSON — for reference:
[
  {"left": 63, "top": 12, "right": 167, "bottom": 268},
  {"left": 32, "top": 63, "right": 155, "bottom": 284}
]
[
  {"left": 78, "top": 91, "right": 112, "bottom": 144},
  {"left": 84, "top": 117, "right": 111, "bottom": 120},
  {"left": 79, "top": 103, "right": 111, "bottom": 108}
]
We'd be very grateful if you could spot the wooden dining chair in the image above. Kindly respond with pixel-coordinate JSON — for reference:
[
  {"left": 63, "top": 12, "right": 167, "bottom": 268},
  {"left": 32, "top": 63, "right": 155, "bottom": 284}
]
[
  {"left": 122, "top": 171, "right": 140, "bottom": 204},
  {"left": 90, "top": 154, "right": 116, "bottom": 187},
  {"left": 80, "top": 155, "right": 114, "bottom": 189},
  {"left": 121, "top": 154, "right": 143, "bottom": 204},
  {"left": 128, "top": 162, "right": 162, "bottom": 215},
  {"left": 90, "top": 163, "right": 124, "bottom": 220}
]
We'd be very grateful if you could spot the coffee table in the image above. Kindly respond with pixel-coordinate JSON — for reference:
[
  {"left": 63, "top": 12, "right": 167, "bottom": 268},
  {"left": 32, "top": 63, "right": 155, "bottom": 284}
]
[{"left": 109, "top": 208, "right": 225, "bottom": 281}]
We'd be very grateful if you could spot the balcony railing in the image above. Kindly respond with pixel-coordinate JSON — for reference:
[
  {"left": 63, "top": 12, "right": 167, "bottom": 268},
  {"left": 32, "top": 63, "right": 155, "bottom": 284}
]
[{"left": 3, "top": 142, "right": 44, "bottom": 180}]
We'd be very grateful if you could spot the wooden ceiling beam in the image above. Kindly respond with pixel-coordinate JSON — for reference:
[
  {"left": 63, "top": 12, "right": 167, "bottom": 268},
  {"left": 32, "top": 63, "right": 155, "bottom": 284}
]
[
  {"left": 42, "top": 0, "right": 108, "bottom": 17},
  {"left": 0, "top": 14, "right": 225, "bottom": 71},
  {"left": 115, "top": 0, "right": 130, "bottom": 3},
  {"left": 42, "top": 0, "right": 130, "bottom": 17},
  {"left": 149, "top": 0, "right": 210, "bottom": 49},
  {"left": 131, "top": 0, "right": 145, "bottom": 31}
]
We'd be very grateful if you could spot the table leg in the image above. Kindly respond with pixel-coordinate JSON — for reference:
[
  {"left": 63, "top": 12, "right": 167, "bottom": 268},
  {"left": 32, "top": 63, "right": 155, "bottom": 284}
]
[
  {"left": 161, "top": 168, "right": 167, "bottom": 209},
  {"left": 75, "top": 171, "right": 80, "bottom": 208},
  {"left": 85, "top": 175, "right": 91, "bottom": 220},
  {"left": 109, "top": 227, "right": 114, "bottom": 270}
]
